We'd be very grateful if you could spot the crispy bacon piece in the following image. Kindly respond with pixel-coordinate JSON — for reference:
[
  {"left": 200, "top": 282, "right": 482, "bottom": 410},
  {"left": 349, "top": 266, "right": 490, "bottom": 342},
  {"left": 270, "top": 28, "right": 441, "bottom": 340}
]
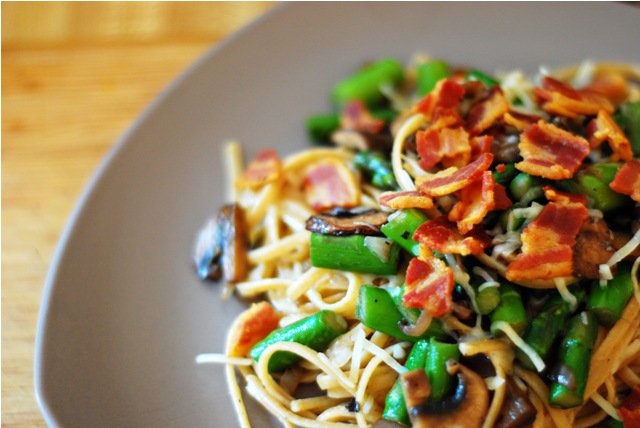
[
  {"left": 506, "top": 188, "right": 588, "bottom": 281},
  {"left": 303, "top": 158, "right": 360, "bottom": 211},
  {"left": 341, "top": 100, "right": 385, "bottom": 134},
  {"left": 580, "top": 72, "right": 629, "bottom": 106},
  {"left": 414, "top": 216, "right": 492, "bottom": 256},
  {"left": 416, "top": 127, "right": 472, "bottom": 170},
  {"left": 465, "top": 86, "right": 509, "bottom": 136},
  {"left": 414, "top": 79, "right": 466, "bottom": 121},
  {"left": 494, "top": 183, "right": 513, "bottom": 210},
  {"left": 619, "top": 385, "right": 640, "bottom": 427},
  {"left": 586, "top": 110, "right": 633, "bottom": 161},
  {"left": 416, "top": 152, "right": 494, "bottom": 197},
  {"left": 448, "top": 171, "right": 496, "bottom": 234},
  {"left": 227, "top": 302, "right": 281, "bottom": 357},
  {"left": 610, "top": 158, "right": 640, "bottom": 203},
  {"left": 534, "top": 76, "right": 614, "bottom": 118},
  {"left": 503, "top": 110, "right": 543, "bottom": 132},
  {"left": 378, "top": 190, "right": 434, "bottom": 210},
  {"left": 430, "top": 106, "right": 464, "bottom": 130},
  {"left": 236, "top": 149, "right": 282, "bottom": 190},
  {"left": 469, "top": 135, "right": 494, "bottom": 160},
  {"left": 515, "top": 120, "right": 590, "bottom": 180},
  {"left": 402, "top": 257, "right": 454, "bottom": 317}
]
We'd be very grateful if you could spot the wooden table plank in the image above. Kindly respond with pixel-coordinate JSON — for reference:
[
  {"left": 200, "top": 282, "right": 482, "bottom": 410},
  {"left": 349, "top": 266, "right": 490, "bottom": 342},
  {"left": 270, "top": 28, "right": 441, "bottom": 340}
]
[{"left": 1, "top": 3, "right": 276, "bottom": 426}]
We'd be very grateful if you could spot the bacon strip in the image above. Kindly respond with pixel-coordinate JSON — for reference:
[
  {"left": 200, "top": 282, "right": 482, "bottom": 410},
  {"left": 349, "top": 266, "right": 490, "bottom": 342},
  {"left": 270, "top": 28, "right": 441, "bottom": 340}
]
[
  {"left": 227, "top": 302, "right": 281, "bottom": 357},
  {"left": 465, "top": 85, "right": 509, "bottom": 136},
  {"left": 402, "top": 257, "right": 454, "bottom": 317},
  {"left": 515, "top": 120, "right": 590, "bottom": 180},
  {"left": 416, "top": 127, "right": 471, "bottom": 170},
  {"left": 586, "top": 110, "right": 633, "bottom": 161},
  {"left": 378, "top": 190, "right": 434, "bottom": 210},
  {"left": 534, "top": 76, "right": 614, "bottom": 118},
  {"left": 610, "top": 158, "right": 640, "bottom": 203},
  {"left": 413, "top": 79, "right": 465, "bottom": 121},
  {"left": 415, "top": 152, "right": 494, "bottom": 197},
  {"left": 236, "top": 149, "right": 282, "bottom": 190},
  {"left": 303, "top": 158, "right": 360, "bottom": 211},
  {"left": 448, "top": 171, "right": 496, "bottom": 234},
  {"left": 414, "top": 216, "right": 492, "bottom": 256},
  {"left": 506, "top": 188, "right": 588, "bottom": 281},
  {"left": 341, "top": 100, "right": 385, "bottom": 134},
  {"left": 503, "top": 110, "right": 542, "bottom": 132}
]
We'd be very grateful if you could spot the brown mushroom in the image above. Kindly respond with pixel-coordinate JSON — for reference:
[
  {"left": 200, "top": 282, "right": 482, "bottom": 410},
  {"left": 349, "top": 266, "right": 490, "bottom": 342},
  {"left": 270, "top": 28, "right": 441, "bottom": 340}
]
[
  {"left": 494, "top": 378, "right": 537, "bottom": 428},
  {"left": 193, "top": 203, "right": 249, "bottom": 283},
  {"left": 573, "top": 216, "right": 616, "bottom": 279},
  {"left": 305, "top": 207, "right": 389, "bottom": 236},
  {"left": 331, "top": 129, "right": 393, "bottom": 153},
  {"left": 402, "top": 361, "right": 489, "bottom": 428}
]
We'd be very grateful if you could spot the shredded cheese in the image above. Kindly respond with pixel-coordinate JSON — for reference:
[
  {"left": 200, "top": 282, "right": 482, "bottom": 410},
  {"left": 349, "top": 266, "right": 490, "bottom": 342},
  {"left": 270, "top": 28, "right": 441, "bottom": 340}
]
[
  {"left": 607, "top": 228, "right": 640, "bottom": 268},
  {"left": 554, "top": 277, "right": 578, "bottom": 312},
  {"left": 492, "top": 321, "right": 546, "bottom": 372}
]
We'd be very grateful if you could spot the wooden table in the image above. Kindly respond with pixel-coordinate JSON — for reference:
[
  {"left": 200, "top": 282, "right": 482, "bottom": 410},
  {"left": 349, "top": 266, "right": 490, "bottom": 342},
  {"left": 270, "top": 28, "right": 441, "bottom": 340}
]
[{"left": 1, "top": 3, "right": 277, "bottom": 426}]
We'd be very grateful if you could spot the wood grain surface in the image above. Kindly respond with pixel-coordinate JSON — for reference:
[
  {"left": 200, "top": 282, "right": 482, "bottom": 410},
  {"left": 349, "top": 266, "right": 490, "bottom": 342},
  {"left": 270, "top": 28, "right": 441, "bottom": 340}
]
[{"left": 1, "top": 3, "right": 277, "bottom": 426}]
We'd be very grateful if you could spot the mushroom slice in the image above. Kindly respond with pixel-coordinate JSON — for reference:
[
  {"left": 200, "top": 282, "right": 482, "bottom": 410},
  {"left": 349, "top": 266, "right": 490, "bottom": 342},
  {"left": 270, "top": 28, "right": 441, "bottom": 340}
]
[
  {"left": 305, "top": 207, "right": 389, "bottom": 236},
  {"left": 494, "top": 378, "right": 537, "bottom": 428},
  {"left": 331, "top": 129, "right": 393, "bottom": 153},
  {"left": 404, "top": 361, "right": 489, "bottom": 428},
  {"left": 193, "top": 203, "right": 249, "bottom": 283}
]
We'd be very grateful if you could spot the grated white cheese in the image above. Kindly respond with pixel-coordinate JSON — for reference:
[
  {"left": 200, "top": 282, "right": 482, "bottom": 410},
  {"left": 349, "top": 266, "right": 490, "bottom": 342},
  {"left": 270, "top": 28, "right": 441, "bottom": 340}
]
[
  {"left": 554, "top": 277, "right": 578, "bottom": 312},
  {"left": 492, "top": 321, "right": 546, "bottom": 372},
  {"left": 485, "top": 376, "right": 506, "bottom": 391},
  {"left": 607, "top": 228, "right": 640, "bottom": 268},
  {"left": 391, "top": 113, "right": 426, "bottom": 191}
]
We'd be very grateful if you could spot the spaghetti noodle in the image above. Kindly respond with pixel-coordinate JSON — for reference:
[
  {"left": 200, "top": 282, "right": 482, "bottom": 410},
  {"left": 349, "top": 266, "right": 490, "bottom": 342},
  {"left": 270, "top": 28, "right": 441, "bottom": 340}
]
[{"left": 195, "top": 57, "right": 640, "bottom": 427}]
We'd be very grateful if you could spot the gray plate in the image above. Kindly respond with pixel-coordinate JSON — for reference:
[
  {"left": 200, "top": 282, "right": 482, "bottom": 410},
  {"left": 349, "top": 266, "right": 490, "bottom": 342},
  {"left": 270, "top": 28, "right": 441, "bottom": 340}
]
[{"left": 34, "top": 2, "right": 640, "bottom": 427}]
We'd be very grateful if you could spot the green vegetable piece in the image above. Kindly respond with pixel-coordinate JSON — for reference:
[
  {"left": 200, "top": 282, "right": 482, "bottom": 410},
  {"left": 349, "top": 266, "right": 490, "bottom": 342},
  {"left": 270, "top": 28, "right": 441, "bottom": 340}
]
[
  {"left": 382, "top": 340, "right": 430, "bottom": 425},
  {"left": 473, "top": 283, "right": 501, "bottom": 315},
  {"left": 355, "top": 285, "right": 446, "bottom": 342},
  {"left": 509, "top": 172, "right": 540, "bottom": 202},
  {"left": 417, "top": 60, "right": 451, "bottom": 96},
  {"left": 466, "top": 68, "right": 500, "bottom": 88},
  {"left": 516, "top": 291, "right": 577, "bottom": 371},
  {"left": 549, "top": 311, "right": 598, "bottom": 408},
  {"left": 332, "top": 58, "right": 404, "bottom": 108},
  {"left": 588, "top": 262, "right": 635, "bottom": 327},
  {"left": 425, "top": 337, "right": 460, "bottom": 401},
  {"left": 577, "top": 163, "right": 627, "bottom": 212},
  {"left": 385, "top": 284, "right": 422, "bottom": 324},
  {"left": 493, "top": 163, "right": 518, "bottom": 186},
  {"left": 310, "top": 234, "right": 400, "bottom": 276},
  {"left": 381, "top": 208, "right": 430, "bottom": 256},
  {"left": 619, "top": 101, "right": 640, "bottom": 156},
  {"left": 306, "top": 113, "right": 341, "bottom": 143},
  {"left": 353, "top": 151, "right": 399, "bottom": 190},
  {"left": 250, "top": 310, "right": 348, "bottom": 372},
  {"left": 490, "top": 282, "right": 527, "bottom": 336}
]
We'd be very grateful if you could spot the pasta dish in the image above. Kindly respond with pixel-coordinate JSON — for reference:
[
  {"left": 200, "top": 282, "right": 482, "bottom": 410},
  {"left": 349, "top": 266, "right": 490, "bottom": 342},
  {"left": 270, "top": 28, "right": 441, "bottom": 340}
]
[{"left": 193, "top": 56, "right": 640, "bottom": 427}]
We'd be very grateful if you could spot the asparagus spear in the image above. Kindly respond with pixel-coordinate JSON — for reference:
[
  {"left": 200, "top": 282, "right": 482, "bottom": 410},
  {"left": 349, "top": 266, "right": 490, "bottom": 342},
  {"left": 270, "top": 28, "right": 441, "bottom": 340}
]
[
  {"left": 309, "top": 233, "right": 400, "bottom": 275},
  {"left": 332, "top": 58, "right": 404, "bottom": 108},
  {"left": 516, "top": 291, "right": 579, "bottom": 371},
  {"left": 466, "top": 68, "right": 500, "bottom": 88},
  {"left": 380, "top": 208, "right": 430, "bottom": 256},
  {"left": 588, "top": 262, "right": 635, "bottom": 327},
  {"left": 618, "top": 100, "right": 640, "bottom": 156},
  {"left": 490, "top": 282, "right": 528, "bottom": 336},
  {"left": 425, "top": 337, "right": 460, "bottom": 401},
  {"left": 250, "top": 310, "right": 347, "bottom": 372},
  {"left": 416, "top": 60, "right": 451, "bottom": 96},
  {"left": 549, "top": 311, "right": 598, "bottom": 408},
  {"left": 383, "top": 340, "right": 430, "bottom": 425},
  {"left": 353, "top": 150, "right": 399, "bottom": 190},
  {"left": 559, "top": 163, "right": 627, "bottom": 212},
  {"left": 355, "top": 285, "right": 446, "bottom": 342}
]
